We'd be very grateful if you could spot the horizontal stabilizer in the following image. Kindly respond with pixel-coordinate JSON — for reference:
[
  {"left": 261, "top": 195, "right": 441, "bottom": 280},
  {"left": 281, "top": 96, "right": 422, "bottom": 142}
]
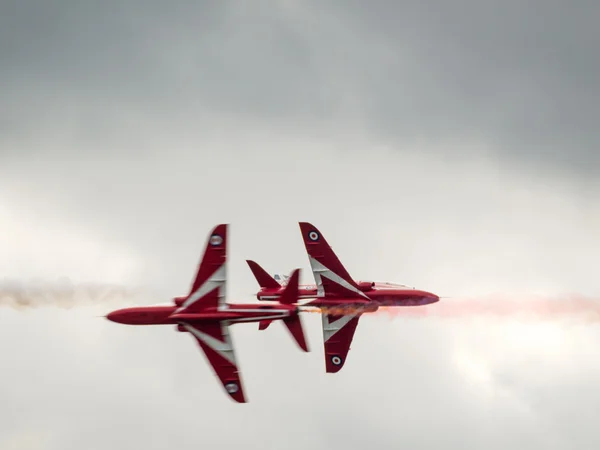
[
  {"left": 258, "top": 320, "right": 272, "bottom": 330},
  {"left": 283, "top": 315, "right": 309, "bottom": 352}
]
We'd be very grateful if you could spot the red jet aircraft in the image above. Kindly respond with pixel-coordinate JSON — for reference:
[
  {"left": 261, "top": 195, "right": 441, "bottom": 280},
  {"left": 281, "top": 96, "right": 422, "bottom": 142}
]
[
  {"left": 247, "top": 222, "right": 439, "bottom": 373},
  {"left": 106, "top": 224, "right": 309, "bottom": 403}
]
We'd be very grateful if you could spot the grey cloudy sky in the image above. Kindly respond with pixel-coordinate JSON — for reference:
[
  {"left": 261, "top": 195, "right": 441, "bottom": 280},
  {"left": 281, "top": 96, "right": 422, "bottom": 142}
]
[{"left": 1, "top": 1, "right": 599, "bottom": 449}]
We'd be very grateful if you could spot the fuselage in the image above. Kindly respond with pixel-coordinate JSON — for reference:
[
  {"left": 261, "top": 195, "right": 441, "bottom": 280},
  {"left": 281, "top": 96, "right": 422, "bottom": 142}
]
[
  {"left": 257, "top": 285, "right": 318, "bottom": 302},
  {"left": 256, "top": 281, "right": 439, "bottom": 309},
  {"left": 106, "top": 303, "right": 297, "bottom": 326}
]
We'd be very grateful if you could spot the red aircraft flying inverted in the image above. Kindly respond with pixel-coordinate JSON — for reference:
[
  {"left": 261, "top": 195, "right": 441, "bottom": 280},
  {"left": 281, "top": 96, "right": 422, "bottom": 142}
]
[
  {"left": 106, "top": 224, "right": 309, "bottom": 403},
  {"left": 247, "top": 222, "right": 439, "bottom": 373}
]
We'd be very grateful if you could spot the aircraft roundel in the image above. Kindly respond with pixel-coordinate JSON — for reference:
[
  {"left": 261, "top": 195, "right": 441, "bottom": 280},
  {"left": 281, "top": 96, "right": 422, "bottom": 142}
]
[
  {"left": 331, "top": 355, "right": 343, "bottom": 366},
  {"left": 225, "top": 382, "right": 239, "bottom": 394},
  {"left": 308, "top": 230, "right": 320, "bottom": 241},
  {"left": 209, "top": 234, "right": 223, "bottom": 246}
]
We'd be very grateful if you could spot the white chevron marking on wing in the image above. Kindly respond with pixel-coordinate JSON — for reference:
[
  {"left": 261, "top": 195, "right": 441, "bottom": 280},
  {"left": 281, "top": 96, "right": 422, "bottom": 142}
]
[
  {"left": 176, "top": 264, "right": 227, "bottom": 313},
  {"left": 322, "top": 310, "right": 361, "bottom": 342},
  {"left": 308, "top": 257, "right": 370, "bottom": 300},
  {"left": 183, "top": 322, "right": 236, "bottom": 366}
]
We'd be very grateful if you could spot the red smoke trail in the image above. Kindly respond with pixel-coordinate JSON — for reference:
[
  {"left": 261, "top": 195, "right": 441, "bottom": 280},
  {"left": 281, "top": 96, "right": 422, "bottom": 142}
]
[
  {"left": 382, "top": 295, "right": 600, "bottom": 323},
  {"left": 300, "top": 295, "right": 600, "bottom": 323}
]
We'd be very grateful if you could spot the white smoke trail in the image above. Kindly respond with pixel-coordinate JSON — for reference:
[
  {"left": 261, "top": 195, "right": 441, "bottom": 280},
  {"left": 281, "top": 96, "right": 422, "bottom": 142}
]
[{"left": 0, "top": 278, "right": 148, "bottom": 310}]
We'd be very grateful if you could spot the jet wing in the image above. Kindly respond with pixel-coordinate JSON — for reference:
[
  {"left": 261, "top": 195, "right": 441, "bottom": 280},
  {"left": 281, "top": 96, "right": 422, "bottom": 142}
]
[
  {"left": 182, "top": 321, "right": 246, "bottom": 403},
  {"left": 178, "top": 224, "right": 227, "bottom": 314},
  {"left": 321, "top": 309, "right": 362, "bottom": 373},
  {"left": 298, "top": 222, "right": 370, "bottom": 301}
]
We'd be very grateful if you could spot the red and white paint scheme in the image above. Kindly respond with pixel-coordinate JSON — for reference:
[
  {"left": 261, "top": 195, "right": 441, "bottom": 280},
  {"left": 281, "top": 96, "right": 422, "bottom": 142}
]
[
  {"left": 247, "top": 222, "right": 439, "bottom": 374},
  {"left": 247, "top": 259, "right": 318, "bottom": 301},
  {"left": 106, "top": 224, "right": 309, "bottom": 403}
]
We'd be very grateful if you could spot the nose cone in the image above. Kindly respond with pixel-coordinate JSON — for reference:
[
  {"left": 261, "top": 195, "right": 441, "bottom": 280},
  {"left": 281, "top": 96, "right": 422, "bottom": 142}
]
[
  {"left": 420, "top": 292, "right": 440, "bottom": 305},
  {"left": 106, "top": 309, "right": 127, "bottom": 324}
]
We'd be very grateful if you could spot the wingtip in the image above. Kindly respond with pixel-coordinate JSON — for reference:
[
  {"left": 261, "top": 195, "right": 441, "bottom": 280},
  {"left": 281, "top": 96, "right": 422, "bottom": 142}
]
[
  {"left": 208, "top": 223, "right": 228, "bottom": 237},
  {"left": 206, "top": 224, "right": 228, "bottom": 247},
  {"left": 325, "top": 363, "right": 344, "bottom": 374},
  {"left": 299, "top": 221, "right": 324, "bottom": 235},
  {"left": 227, "top": 388, "right": 246, "bottom": 403},
  {"left": 325, "top": 354, "right": 347, "bottom": 373}
]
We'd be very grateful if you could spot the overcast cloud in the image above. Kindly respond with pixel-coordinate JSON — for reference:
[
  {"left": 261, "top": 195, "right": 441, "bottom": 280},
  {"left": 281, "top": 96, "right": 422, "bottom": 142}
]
[{"left": 1, "top": 1, "right": 599, "bottom": 449}]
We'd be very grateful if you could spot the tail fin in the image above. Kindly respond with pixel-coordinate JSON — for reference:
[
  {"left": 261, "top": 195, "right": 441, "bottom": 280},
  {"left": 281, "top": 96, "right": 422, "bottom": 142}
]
[
  {"left": 246, "top": 260, "right": 280, "bottom": 289},
  {"left": 298, "top": 222, "right": 369, "bottom": 300},
  {"left": 278, "top": 268, "right": 300, "bottom": 305},
  {"left": 261, "top": 268, "right": 309, "bottom": 352},
  {"left": 281, "top": 269, "right": 309, "bottom": 352}
]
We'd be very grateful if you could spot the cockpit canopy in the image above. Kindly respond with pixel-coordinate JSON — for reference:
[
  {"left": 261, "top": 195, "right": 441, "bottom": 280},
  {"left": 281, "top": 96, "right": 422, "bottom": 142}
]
[
  {"left": 355, "top": 280, "right": 414, "bottom": 291},
  {"left": 273, "top": 273, "right": 414, "bottom": 290},
  {"left": 273, "top": 273, "right": 290, "bottom": 285},
  {"left": 371, "top": 281, "right": 415, "bottom": 290}
]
